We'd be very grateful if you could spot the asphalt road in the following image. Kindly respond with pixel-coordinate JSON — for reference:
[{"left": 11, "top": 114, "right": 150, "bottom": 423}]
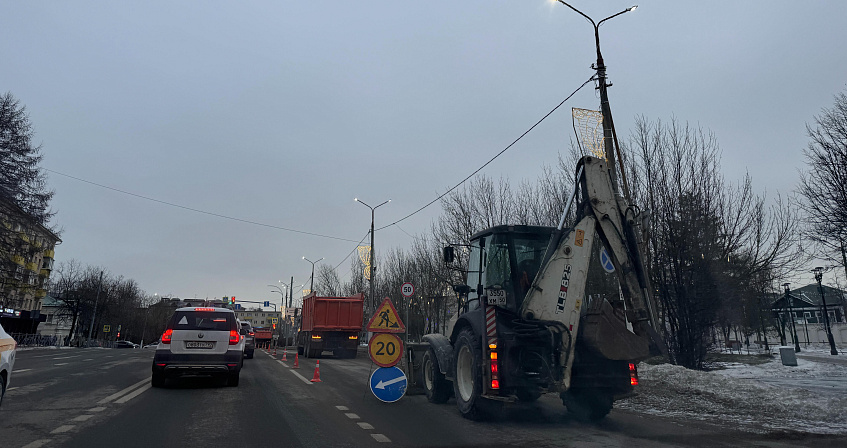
[{"left": 2, "top": 347, "right": 844, "bottom": 448}]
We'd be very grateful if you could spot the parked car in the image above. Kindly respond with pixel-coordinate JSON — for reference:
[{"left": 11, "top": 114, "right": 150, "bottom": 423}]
[
  {"left": 152, "top": 306, "right": 244, "bottom": 387},
  {"left": 114, "top": 340, "right": 137, "bottom": 349},
  {"left": 0, "top": 323, "right": 17, "bottom": 408},
  {"left": 239, "top": 320, "right": 255, "bottom": 359}
]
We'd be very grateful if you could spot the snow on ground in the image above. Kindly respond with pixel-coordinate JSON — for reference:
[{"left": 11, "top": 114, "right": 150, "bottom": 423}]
[{"left": 617, "top": 344, "right": 847, "bottom": 435}]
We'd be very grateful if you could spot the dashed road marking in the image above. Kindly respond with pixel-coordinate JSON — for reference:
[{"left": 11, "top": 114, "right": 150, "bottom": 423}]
[
  {"left": 72, "top": 415, "right": 94, "bottom": 422},
  {"left": 21, "top": 439, "right": 51, "bottom": 448},
  {"left": 345, "top": 413, "right": 360, "bottom": 419},
  {"left": 357, "top": 422, "right": 374, "bottom": 430},
  {"left": 83, "top": 358, "right": 94, "bottom": 361},
  {"left": 335, "top": 405, "right": 349, "bottom": 411},
  {"left": 98, "top": 378, "right": 149, "bottom": 404},
  {"left": 51, "top": 425, "right": 75, "bottom": 434},
  {"left": 87, "top": 406, "right": 106, "bottom": 412},
  {"left": 13, "top": 368, "right": 32, "bottom": 373},
  {"left": 52, "top": 355, "right": 80, "bottom": 360},
  {"left": 371, "top": 434, "right": 391, "bottom": 443},
  {"left": 54, "top": 363, "right": 68, "bottom": 366},
  {"left": 115, "top": 384, "right": 151, "bottom": 404}
]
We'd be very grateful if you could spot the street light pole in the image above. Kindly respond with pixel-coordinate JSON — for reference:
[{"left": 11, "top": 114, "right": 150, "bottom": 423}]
[
  {"left": 784, "top": 283, "right": 800, "bottom": 352},
  {"left": 556, "top": 2, "right": 637, "bottom": 198},
  {"left": 355, "top": 198, "right": 391, "bottom": 314},
  {"left": 302, "top": 257, "right": 323, "bottom": 294},
  {"left": 813, "top": 267, "right": 838, "bottom": 355}
]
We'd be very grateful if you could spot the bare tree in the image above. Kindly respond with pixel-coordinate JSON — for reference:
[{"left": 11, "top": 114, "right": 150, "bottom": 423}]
[
  {"left": 798, "top": 90, "right": 847, "bottom": 281},
  {"left": 314, "top": 263, "right": 342, "bottom": 296}
]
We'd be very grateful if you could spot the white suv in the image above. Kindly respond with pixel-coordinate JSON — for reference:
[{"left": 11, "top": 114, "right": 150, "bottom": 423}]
[{"left": 152, "top": 307, "right": 244, "bottom": 387}]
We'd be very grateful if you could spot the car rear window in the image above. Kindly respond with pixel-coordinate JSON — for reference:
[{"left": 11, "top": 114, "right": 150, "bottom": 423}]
[{"left": 170, "top": 311, "right": 234, "bottom": 331}]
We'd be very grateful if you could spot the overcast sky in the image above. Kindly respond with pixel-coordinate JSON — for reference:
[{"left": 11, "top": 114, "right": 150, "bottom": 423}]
[{"left": 3, "top": 1, "right": 845, "bottom": 307}]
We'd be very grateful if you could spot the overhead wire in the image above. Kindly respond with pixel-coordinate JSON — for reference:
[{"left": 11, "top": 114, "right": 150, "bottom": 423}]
[
  {"left": 375, "top": 75, "right": 596, "bottom": 232},
  {"left": 44, "top": 168, "right": 360, "bottom": 243}
]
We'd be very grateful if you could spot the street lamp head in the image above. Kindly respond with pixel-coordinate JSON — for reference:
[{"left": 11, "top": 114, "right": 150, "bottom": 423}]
[
  {"left": 783, "top": 283, "right": 790, "bottom": 293},
  {"left": 302, "top": 256, "right": 306, "bottom": 260},
  {"left": 813, "top": 266, "right": 823, "bottom": 282},
  {"left": 628, "top": 5, "right": 638, "bottom": 12},
  {"left": 354, "top": 198, "right": 359, "bottom": 202}
]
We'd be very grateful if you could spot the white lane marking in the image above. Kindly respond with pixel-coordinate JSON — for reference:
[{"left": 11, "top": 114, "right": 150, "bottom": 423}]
[
  {"left": 83, "top": 358, "right": 94, "bottom": 361},
  {"left": 336, "top": 405, "right": 349, "bottom": 411},
  {"left": 345, "top": 413, "right": 360, "bottom": 419},
  {"left": 52, "top": 355, "right": 80, "bottom": 360},
  {"left": 7, "top": 387, "right": 18, "bottom": 391},
  {"left": 51, "top": 425, "right": 75, "bottom": 434},
  {"left": 72, "top": 415, "right": 94, "bottom": 422},
  {"left": 98, "top": 377, "right": 149, "bottom": 404},
  {"left": 13, "top": 368, "right": 32, "bottom": 373},
  {"left": 357, "top": 422, "right": 374, "bottom": 430},
  {"left": 371, "top": 434, "right": 391, "bottom": 443},
  {"left": 87, "top": 406, "right": 106, "bottom": 412},
  {"left": 21, "top": 439, "right": 51, "bottom": 448},
  {"left": 289, "top": 369, "right": 313, "bottom": 385},
  {"left": 115, "top": 384, "right": 151, "bottom": 404},
  {"left": 54, "top": 363, "right": 68, "bottom": 366}
]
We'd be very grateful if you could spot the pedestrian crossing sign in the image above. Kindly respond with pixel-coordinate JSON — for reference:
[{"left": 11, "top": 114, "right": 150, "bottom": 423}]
[{"left": 366, "top": 297, "right": 405, "bottom": 333}]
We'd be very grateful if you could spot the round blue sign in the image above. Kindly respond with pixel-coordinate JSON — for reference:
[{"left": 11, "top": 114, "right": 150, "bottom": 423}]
[
  {"left": 369, "top": 366, "right": 407, "bottom": 403},
  {"left": 599, "top": 247, "right": 615, "bottom": 273}
]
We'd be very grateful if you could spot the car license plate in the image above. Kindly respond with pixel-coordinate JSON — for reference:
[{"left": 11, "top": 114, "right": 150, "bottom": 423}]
[
  {"left": 486, "top": 289, "right": 507, "bottom": 305},
  {"left": 185, "top": 341, "right": 215, "bottom": 349}
]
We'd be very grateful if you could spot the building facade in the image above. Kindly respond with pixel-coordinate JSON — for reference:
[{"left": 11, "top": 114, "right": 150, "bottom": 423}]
[{"left": 0, "top": 195, "right": 61, "bottom": 333}]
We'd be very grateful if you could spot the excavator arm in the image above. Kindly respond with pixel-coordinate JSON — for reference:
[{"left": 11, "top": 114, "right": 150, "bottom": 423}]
[{"left": 520, "top": 156, "right": 664, "bottom": 388}]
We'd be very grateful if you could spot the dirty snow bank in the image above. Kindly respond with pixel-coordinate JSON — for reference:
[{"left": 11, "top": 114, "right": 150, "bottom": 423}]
[{"left": 617, "top": 358, "right": 847, "bottom": 435}]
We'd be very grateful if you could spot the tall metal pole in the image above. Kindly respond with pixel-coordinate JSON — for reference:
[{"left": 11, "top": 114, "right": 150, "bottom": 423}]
[
  {"left": 784, "top": 283, "right": 800, "bottom": 352},
  {"left": 813, "top": 267, "right": 838, "bottom": 355},
  {"left": 370, "top": 207, "right": 375, "bottom": 313},
  {"left": 86, "top": 270, "right": 103, "bottom": 346},
  {"left": 289, "top": 276, "right": 294, "bottom": 308}
]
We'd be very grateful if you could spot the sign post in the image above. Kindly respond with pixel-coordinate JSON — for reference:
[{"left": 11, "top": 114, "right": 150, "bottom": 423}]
[
  {"left": 400, "top": 283, "right": 414, "bottom": 372},
  {"left": 366, "top": 297, "right": 407, "bottom": 402}
]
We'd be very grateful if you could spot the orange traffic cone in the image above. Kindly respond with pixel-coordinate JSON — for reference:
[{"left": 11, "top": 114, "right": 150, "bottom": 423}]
[
  {"left": 310, "top": 360, "right": 322, "bottom": 382},
  {"left": 273, "top": 346, "right": 277, "bottom": 356},
  {"left": 293, "top": 353, "right": 299, "bottom": 369},
  {"left": 282, "top": 349, "right": 288, "bottom": 361}
]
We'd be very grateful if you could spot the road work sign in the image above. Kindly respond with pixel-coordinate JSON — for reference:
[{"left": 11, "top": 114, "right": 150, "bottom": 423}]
[
  {"left": 368, "top": 333, "right": 403, "bottom": 368},
  {"left": 366, "top": 297, "right": 405, "bottom": 333},
  {"left": 369, "top": 366, "right": 407, "bottom": 403},
  {"left": 103, "top": 325, "right": 110, "bottom": 333}
]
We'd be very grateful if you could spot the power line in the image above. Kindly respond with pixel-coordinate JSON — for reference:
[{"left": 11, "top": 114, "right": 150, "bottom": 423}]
[
  {"left": 44, "top": 168, "right": 360, "bottom": 243},
  {"left": 376, "top": 76, "right": 595, "bottom": 231}
]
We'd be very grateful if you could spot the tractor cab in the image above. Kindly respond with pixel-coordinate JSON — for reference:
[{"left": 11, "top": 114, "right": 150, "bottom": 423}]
[{"left": 460, "top": 225, "right": 554, "bottom": 315}]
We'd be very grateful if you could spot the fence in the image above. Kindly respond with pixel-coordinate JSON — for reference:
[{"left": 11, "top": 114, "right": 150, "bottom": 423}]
[{"left": 10, "top": 333, "right": 61, "bottom": 348}]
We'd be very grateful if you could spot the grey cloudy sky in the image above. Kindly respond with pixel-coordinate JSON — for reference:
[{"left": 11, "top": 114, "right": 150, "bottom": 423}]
[{"left": 3, "top": 1, "right": 845, "bottom": 307}]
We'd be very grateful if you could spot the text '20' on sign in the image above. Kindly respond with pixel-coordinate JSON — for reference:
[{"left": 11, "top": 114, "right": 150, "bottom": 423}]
[{"left": 368, "top": 333, "right": 404, "bottom": 367}]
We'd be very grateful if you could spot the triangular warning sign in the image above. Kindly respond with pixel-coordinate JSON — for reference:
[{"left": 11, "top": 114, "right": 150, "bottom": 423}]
[{"left": 366, "top": 297, "right": 406, "bottom": 333}]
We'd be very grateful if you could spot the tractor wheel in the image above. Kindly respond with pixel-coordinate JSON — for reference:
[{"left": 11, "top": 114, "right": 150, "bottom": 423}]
[
  {"left": 423, "top": 346, "right": 450, "bottom": 404},
  {"left": 453, "top": 328, "right": 502, "bottom": 420},
  {"left": 561, "top": 389, "right": 613, "bottom": 422}
]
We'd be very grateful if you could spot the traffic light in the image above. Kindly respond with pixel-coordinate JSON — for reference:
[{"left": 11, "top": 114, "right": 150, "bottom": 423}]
[
  {"left": 272, "top": 323, "right": 276, "bottom": 330},
  {"left": 231, "top": 296, "right": 236, "bottom": 305},
  {"left": 116, "top": 331, "right": 121, "bottom": 338}
]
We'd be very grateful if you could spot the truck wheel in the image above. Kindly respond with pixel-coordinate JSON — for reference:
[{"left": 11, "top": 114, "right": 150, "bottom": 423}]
[
  {"left": 453, "top": 327, "right": 501, "bottom": 420},
  {"left": 297, "top": 345, "right": 304, "bottom": 355},
  {"left": 1, "top": 375, "right": 6, "bottom": 407},
  {"left": 423, "top": 347, "right": 450, "bottom": 404},
  {"left": 303, "top": 341, "right": 310, "bottom": 358},
  {"left": 561, "top": 389, "right": 613, "bottom": 422}
]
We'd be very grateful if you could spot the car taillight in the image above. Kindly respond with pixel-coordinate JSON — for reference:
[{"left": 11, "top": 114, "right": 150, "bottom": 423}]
[
  {"left": 489, "top": 342, "right": 500, "bottom": 390},
  {"left": 161, "top": 329, "right": 173, "bottom": 344},
  {"left": 629, "top": 363, "right": 638, "bottom": 386},
  {"left": 229, "top": 330, "right": 240, "bottom": 345},
  {"left": 249, "top": 332, "right": 254, "bottom": 336}
]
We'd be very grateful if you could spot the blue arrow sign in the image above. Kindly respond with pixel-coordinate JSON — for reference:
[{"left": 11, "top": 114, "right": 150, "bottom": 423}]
[
  {"left": 369, "top": 366, "right": 407, "bottom": 403},
  {"left": 599, "top": 247, "right": 615, "bottom": 273}
]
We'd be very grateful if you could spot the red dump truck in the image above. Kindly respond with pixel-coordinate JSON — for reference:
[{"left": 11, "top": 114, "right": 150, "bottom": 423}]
[{"left": 296, "top": 292, "right": 364, "bottom": 359}]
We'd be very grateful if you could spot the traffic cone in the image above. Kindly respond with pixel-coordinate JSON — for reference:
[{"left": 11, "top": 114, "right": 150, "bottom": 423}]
[
  {"left": 282, "top": 349, "right": 288, "bottom": 361},
  {"left": 310, "top": 360, "right": 322, "bottom": 382},
  {"left": 293, "top": 353, "right": 299, "bottom": 369},
  {"left": 273, "top": 346, "right": 277, "bottom": 356}
]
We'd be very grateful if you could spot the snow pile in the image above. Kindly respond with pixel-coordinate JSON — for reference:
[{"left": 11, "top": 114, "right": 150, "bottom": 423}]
[{"left": 617, "top": 357, "right": 847, "bottom": 434}]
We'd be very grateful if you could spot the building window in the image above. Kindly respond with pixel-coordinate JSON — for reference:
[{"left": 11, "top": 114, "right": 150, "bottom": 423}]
[{"left": 47, "top": 313, "right": 53, "bottom": 323}]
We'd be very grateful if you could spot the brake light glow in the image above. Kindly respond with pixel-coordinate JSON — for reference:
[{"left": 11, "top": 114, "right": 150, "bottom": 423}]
[
  {"left": 348, "top": 335, "right": 358, "bottom": 340},
  {"left": 194, "top": 308, "right": 216, "bottom": 311},
  {"left": 249, "top": 332, "right": 254, "bottom": 336},
  {"left": 311, "top": 335, "right": 322, "bottom": 340},
  {"left": 629, "top": 363, "right": 639, "bottom": 386},
  {"left": 489, "top": 342, "right": 500, "bottom": 390},
  {"left": 161, "top": 329, "right": 173, "bottom": 344},
  {"left": 229, "top": 330, "right": 240, "bottom": 345}
]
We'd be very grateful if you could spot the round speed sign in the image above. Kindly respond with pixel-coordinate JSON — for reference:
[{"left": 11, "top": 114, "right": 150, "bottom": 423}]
[
  {"left": 368, "top": 333, "right": 404, "bottom": 368},
  {"left": 401, "top": 282, "right": 414, "bottom": 298}
]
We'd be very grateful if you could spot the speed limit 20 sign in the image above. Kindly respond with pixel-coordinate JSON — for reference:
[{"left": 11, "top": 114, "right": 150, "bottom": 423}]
[
  {"left": 368, "top": 333, "right": 404, "bottom": 367},
  {"left": 401, "top": 282, "right": 414, "bottom": 298}
]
